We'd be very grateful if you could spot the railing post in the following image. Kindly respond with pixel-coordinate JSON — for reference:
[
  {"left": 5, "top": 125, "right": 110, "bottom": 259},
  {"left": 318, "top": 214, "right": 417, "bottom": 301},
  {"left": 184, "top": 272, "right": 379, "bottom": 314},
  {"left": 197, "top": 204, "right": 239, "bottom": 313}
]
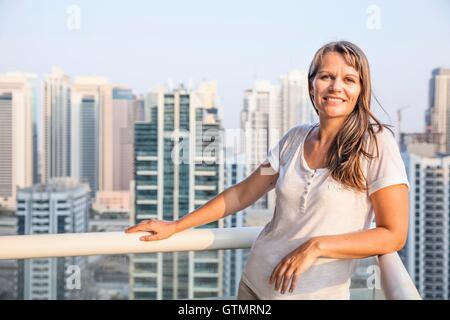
[{"left": 378, "top": 252, "right": 422, "bottom": 300}]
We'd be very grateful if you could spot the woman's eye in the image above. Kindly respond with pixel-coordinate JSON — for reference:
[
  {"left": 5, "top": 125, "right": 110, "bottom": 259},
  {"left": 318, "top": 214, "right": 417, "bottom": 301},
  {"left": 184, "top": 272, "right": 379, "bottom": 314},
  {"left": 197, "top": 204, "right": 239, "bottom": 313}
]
[{"left": 320, "top": 75, "right": 329, "bottom": 80}]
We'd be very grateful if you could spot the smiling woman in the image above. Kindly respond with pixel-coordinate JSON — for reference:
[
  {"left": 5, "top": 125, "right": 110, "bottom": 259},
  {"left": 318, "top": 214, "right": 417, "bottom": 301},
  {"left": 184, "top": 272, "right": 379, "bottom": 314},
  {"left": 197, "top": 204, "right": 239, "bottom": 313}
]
[
  {"left": 238, "top": 41, "right": 409, "bottom": 299},
  {"left": 126, "top": 40, "right": 410, "bottom": 300}
]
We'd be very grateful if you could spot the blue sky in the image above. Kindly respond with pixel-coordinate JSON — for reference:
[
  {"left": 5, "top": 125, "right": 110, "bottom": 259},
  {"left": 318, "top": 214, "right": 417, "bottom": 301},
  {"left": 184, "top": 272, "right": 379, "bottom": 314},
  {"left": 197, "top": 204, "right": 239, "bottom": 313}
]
[{"left": 0, "top": 0, "right": 449, "bottom": 132}]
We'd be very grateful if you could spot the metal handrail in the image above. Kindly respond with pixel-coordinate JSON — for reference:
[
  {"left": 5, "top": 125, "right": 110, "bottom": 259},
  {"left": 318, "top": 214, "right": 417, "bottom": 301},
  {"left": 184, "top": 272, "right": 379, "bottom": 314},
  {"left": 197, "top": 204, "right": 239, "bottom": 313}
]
[{"left": 0, "top": 227, "right": 421, "bottom": 299}]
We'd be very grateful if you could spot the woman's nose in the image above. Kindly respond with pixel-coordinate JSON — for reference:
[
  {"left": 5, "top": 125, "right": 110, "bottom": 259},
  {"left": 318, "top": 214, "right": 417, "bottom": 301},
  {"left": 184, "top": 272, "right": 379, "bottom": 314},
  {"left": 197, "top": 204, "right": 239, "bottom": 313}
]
[{"left": 329, "top": 78, "right": 344, "bottom": 92}]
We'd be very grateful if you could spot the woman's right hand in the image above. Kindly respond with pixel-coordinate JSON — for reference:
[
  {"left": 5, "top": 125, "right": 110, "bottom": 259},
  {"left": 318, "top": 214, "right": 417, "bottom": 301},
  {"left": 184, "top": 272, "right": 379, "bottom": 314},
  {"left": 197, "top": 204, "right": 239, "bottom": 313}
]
[{"left": 125, "top": 219, "right": 178, "bottom": 241}]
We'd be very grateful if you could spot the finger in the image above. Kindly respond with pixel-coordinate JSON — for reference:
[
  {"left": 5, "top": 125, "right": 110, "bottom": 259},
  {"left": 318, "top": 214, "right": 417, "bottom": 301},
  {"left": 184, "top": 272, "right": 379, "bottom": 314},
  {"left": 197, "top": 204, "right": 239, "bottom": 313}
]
[
  {"left": 125, "top": 225, "right": 139, "bottom": 233},
  {"left": 269, "top": 264, "right": 281, "bottom": 284},
  {"left": 289, "top": 272, "right": 299, "bottom": 293},
  {"left": 140, "top": 232, "right": 159, "bottom": 241},
  {"left": 279, "top": 275, "right": 286, "bottom": 294},
  {"left": 281, "top": 271, "right": 294, "bottom": 294},
  {"left": 274, "top": 263, "right": 289, "bottom": 291},
  {"left": 125, "top": 224, "right": 151, "bottom": 233},
  {"left": 275, "top": 272, "right": 284, "bottom": 292}
]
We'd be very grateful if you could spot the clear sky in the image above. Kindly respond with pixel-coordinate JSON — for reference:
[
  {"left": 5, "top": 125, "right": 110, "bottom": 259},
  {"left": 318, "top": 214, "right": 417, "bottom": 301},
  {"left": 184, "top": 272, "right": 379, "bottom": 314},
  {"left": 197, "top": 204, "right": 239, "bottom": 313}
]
[{"left": 1, "top": 0, "right": 449, "bottom": 132}]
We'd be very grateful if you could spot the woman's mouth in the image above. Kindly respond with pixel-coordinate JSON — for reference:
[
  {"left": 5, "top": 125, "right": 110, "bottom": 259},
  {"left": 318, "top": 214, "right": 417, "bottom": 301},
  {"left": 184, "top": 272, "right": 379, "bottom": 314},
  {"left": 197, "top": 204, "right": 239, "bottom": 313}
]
[{"left": 323, "top": 96, "right": 346, "bottom": 105}]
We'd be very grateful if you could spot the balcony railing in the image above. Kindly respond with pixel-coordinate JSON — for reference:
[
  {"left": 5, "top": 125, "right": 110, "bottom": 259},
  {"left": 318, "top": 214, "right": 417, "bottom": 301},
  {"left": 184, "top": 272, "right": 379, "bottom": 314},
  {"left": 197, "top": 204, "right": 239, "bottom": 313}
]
[{"left": 0, "top": 227, "right": 421, "bottom": 300}]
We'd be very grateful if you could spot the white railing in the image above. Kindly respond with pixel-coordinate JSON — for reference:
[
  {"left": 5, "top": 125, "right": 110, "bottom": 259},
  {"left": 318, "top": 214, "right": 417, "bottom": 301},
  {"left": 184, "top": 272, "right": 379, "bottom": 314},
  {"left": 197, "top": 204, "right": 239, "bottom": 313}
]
[{"left": 0, "top": 227, "right": 421, "bottom": 300}]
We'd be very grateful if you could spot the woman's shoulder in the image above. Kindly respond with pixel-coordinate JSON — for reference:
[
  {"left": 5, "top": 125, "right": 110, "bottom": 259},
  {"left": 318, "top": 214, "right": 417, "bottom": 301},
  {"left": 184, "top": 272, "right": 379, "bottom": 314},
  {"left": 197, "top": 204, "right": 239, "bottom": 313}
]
[
  {"left": 277, "top": 123, "right": 316, "bottom": 156},
  {"left": 285, "top": 122, "right": 317, "bottom": 139},
  {"left": 365, "top": 124, "right": 398, "bottom": 155},
  {"left": 369, "top": 124, "right": 396, "bottom": 142}
]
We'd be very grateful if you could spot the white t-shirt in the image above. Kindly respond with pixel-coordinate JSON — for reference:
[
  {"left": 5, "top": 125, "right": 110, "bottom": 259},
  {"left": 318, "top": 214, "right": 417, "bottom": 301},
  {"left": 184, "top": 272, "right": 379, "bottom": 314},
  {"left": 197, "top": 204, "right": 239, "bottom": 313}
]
[{"left": 241, "top": 123, "right": 410, "bottom": 300}]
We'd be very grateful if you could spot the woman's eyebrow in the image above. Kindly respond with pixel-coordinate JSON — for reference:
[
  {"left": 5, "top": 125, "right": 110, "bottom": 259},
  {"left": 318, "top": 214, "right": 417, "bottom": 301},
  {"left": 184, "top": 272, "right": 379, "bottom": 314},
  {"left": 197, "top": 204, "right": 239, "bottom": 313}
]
[{"left": 317, "top": 70, "right": 359, "bottom": 78}]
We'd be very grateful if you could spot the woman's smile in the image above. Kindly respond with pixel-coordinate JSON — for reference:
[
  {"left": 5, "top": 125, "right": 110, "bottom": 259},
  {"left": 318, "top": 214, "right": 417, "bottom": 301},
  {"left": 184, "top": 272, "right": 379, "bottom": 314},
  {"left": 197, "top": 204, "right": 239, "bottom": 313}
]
[{"left": 323, "top": 95, "right": 347, "bottom": 106}]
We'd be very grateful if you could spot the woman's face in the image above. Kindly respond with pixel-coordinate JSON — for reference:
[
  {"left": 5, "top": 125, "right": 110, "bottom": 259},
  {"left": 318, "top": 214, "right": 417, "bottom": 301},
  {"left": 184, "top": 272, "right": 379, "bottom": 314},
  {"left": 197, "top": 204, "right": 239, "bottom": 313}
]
[{"left": 311, "top": 52, "right": 362, "bottom": 120}]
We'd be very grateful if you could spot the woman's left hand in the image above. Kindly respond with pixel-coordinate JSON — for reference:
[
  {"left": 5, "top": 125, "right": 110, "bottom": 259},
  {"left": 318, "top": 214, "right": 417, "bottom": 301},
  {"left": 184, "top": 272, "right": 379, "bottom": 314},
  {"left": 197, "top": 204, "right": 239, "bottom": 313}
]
[{"left": 269, "top": 238, "right": 322, "bottom": 294}]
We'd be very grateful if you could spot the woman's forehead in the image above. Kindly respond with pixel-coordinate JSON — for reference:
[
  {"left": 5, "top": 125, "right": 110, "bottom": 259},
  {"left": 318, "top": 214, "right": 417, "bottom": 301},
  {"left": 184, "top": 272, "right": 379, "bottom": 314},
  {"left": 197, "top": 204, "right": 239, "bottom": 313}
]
[{"left": 318, "top": 52, "right": 360, "bottom": 74}]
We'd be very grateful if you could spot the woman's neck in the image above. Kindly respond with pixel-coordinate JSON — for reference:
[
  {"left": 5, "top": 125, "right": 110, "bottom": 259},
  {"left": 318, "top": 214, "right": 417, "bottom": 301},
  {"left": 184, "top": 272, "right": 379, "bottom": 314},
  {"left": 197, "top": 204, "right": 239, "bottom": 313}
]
[{"left": 316, "top": 117, "right": 346, "bottom": 148}]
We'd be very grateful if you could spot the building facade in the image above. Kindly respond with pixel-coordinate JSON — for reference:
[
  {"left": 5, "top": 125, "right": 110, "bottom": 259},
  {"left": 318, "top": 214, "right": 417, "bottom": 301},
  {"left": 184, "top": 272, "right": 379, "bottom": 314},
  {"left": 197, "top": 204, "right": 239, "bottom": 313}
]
[
  {"left": 42, "top": 67, "right": 72, "bottom": 183},
  {"left": 426, "top": 68, "right": 450, "bottom": 153},
  {"left": 16, "top": 178, "right": 90, "bottom": 300},
  {"left": 130, "top": 82, "right": 224, "bottom": 299},
  {"left": 401, "top": 152, "right": 450, "bottom": 299},
  {"left": 0, "top": 73, "right": 36, "bottom": 210},
  {"left": 71, "top": 76, "right": 109, "bottom": 197},
  {"left": 279, "top": 69, "right": 317, "bottom": 134}
]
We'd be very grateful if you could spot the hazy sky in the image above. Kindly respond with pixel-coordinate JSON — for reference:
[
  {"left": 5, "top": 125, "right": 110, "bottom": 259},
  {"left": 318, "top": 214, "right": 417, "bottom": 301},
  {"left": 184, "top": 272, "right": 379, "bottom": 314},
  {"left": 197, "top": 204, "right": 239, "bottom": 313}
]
[{"left": 1, "top": 0, "right": 449, "bottom": 132}]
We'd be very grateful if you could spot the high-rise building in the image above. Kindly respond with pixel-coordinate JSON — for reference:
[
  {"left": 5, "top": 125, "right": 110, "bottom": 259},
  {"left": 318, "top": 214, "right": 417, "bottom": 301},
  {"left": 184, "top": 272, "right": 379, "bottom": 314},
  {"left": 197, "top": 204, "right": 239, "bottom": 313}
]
[
  {"left": 71, "top": 76, "right": 109, "bottom": 196},
  {"left": 72, "top": 77, "right": 137, "bottom": 207},
  {"left": 132, "top": 94, "right": 146, "bottom": 123},
  {"left": 16, "top": 178, "right": 90, "bottom": 300},
  {"left": 426, "top": 68, "right": 450, "bottom": 153},
  {"left": 401, "top": 151, "right": 450, "bottom": 299},
  {"left": 0, "top": 208, "right": 18, "bottom": 299},
  {"left": 279, "top": 70, "right": 317, "bottom": 134},
  {"left": 42, "top": 67, "right": 72, "bottom": 183},
  {"left": 240, "top": 80, "right": 280, "bottom": 211},
  {"left": 93, "top": 86, "right": 136, "bottom": 214},
  {"left": 33, "top": 122, "right": 39, "bottom": 184},
  {"left": 130, "top": 81, "right": 224, "bottom": 300},
  {"left": 99, "top": 87, "right": 135, "bottom": 192},
  {"left": 0, "top": 72, "right": 36, "bottom": 210}
]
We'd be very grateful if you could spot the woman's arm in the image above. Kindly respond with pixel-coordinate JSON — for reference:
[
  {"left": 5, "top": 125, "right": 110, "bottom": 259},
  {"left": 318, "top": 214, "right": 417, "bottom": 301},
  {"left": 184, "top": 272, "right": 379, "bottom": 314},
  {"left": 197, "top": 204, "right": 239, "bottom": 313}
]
[
  {"left": 174, "top": 162, "right": 278, "bottom": 233},
  {"left": 313, "top": 184, "right": 409, "bottom": 258},
  {"left": 125, "top": 162, "right": 279, "bottom": 240}
]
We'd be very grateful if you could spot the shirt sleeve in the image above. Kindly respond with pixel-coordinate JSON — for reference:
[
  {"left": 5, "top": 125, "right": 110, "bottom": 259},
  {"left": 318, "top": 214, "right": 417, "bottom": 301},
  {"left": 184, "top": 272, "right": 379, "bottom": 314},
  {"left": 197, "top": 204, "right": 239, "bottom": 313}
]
[
  {"left": 263, "top": 125, "right": 301, "bottom": 173},
  {"left": 366, "top": 128, "right": 410, "bottom": 196}
]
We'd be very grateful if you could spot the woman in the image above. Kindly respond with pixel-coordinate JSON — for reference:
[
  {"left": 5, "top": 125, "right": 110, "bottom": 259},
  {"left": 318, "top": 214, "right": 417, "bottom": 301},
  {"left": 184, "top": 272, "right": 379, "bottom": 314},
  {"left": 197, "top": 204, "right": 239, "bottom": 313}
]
[{"left": 125, "top": 41, "right": 409, "bottom": 300}]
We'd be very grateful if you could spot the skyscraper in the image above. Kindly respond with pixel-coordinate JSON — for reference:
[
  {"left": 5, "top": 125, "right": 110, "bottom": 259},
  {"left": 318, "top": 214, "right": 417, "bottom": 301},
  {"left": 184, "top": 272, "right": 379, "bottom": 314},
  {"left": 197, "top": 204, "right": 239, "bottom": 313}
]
[
  {"left": 16, "top": 178, "right": 90, "bottom": 300},
  {"left": 401, "top": 151, "right": 450, "bottom": 299},
  {"left": 93, "top": 86, "right": 135, "bottom": 213},
  {"left": 0, "top": 72, "right": 35, "bottom": 210},
  {"left": 71, "top": 76, "right": 108, "bottom": 196},
  {"left": 426, "top": 68, "right": 450, "bottom": 153},
  {"left": 98, "top": 86, "right": 135, "bottom": 192},
  {"left": 279, "top": 69, "right": 317, "bottom": 134},
  {"left": 240, "top": 80, "right": 280, "bottom": 211},
  {"left": 0, "top": 208, "right": 18, "bottom": 299},
  {"left": 42, "top": 67, "right": 72, "bottom": 183},
  {"left": 130, "top": 81, "right": 224, "bottom": 299}
]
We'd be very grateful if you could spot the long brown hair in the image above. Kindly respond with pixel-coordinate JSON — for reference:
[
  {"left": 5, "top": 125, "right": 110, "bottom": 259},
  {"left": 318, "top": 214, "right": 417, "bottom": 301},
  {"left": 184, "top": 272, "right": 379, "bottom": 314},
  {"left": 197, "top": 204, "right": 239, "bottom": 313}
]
[{"left": 307, "top": 40, "right": 393, "bottom": 192}]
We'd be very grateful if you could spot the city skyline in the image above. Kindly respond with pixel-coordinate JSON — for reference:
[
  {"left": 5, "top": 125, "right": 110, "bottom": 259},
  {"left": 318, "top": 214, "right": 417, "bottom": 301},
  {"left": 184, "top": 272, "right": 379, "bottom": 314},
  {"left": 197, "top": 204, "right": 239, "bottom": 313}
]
[
  {"left": 1, "top": 0, "right": 449, "bottom": 301},
  {"left": 1, "top": 0, "right": 449, "bottom": 132}
]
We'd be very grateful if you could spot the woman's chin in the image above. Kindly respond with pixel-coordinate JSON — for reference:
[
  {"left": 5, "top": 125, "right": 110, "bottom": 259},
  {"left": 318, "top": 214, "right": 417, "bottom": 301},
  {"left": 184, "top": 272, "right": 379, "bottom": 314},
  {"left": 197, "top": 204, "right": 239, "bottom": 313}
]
[{"left": 318, "top": 105, "right": 353, "bottom": 118}]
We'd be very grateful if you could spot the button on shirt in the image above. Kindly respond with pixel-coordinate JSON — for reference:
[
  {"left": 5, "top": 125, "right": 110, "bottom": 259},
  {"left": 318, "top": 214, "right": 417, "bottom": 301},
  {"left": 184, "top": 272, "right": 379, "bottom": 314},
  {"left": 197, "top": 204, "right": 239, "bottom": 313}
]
[{"left": 241, "top": 123, "right": 410, "bottom": 300}]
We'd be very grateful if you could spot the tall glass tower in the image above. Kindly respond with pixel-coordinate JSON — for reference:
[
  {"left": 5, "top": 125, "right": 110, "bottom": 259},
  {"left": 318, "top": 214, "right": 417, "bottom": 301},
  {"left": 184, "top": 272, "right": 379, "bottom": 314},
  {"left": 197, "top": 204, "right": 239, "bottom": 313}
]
[{"left": 130, "top": 82, "right": 224, "bottom": 299}]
